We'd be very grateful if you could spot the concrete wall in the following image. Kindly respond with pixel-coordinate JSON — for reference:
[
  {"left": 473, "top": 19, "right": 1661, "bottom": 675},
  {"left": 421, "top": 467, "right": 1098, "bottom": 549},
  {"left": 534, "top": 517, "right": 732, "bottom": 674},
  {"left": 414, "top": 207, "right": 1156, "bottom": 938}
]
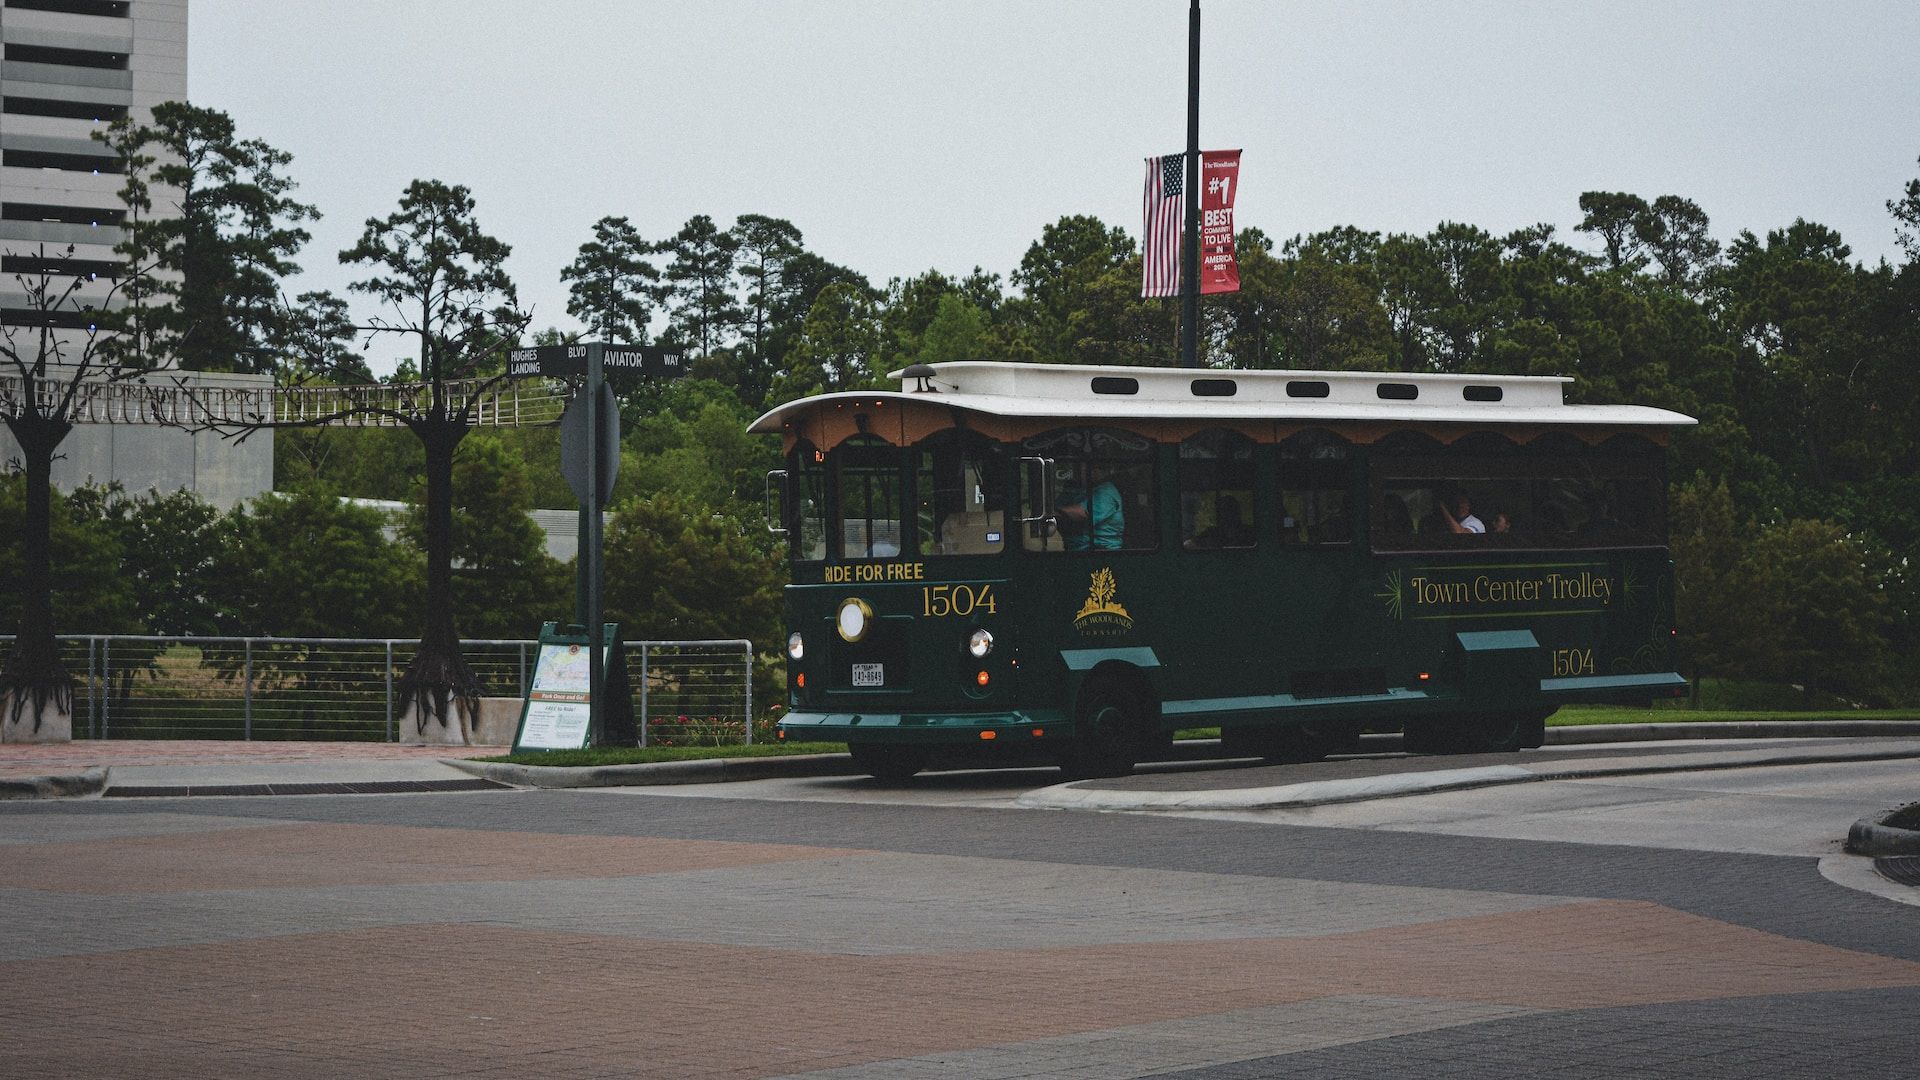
[{"left": 1, "top": 367, "right": 273, "bottom": 511}]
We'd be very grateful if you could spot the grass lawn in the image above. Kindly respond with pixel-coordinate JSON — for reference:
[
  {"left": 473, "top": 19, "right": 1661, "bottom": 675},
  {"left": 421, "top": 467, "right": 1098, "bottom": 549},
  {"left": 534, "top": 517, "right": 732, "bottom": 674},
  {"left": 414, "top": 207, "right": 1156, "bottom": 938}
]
[
  {"left": 1547, "top": 706, "right": 1920, "bottom": 725},
  {"left": 1172, "top": 704, "right": 1920, "bottom": 742},
  {"left": 480, "top": 742, "right": 846, "bottom": 767}
]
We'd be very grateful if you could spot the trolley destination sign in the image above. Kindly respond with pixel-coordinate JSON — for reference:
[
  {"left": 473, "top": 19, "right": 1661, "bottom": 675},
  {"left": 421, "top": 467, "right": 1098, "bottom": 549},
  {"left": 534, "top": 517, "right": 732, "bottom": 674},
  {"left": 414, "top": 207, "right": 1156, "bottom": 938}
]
[{"left": 506, "top": 342, "right": 686, "bottom": 379}]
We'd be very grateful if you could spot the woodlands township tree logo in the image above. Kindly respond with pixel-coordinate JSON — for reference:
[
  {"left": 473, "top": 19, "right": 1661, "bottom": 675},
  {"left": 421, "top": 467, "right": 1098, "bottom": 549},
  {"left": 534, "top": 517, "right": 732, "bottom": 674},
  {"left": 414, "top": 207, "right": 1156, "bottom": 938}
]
[{"left": 1073, "top": 568, "right": 1134, "bottom": 637}]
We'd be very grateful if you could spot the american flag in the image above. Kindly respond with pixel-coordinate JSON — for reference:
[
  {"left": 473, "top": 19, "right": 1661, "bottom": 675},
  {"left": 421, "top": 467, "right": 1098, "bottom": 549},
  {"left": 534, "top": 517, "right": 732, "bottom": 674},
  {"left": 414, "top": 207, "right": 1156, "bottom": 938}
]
[{"left": 1141, "top": 153, "right": 1185, "bottom": 298}]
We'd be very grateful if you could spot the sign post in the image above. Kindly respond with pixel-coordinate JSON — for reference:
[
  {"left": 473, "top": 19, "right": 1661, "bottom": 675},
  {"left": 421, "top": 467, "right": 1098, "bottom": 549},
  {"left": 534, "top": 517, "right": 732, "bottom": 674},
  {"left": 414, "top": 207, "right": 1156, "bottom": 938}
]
[
  {"left": 506, "top": 340, "right": 683, "bottom": 746},
  {"left": 583, "top": 343, "right": 607, "bottom": 745},
  {"left": 560, "top": 382, "right": 619, "bottom": 623}
]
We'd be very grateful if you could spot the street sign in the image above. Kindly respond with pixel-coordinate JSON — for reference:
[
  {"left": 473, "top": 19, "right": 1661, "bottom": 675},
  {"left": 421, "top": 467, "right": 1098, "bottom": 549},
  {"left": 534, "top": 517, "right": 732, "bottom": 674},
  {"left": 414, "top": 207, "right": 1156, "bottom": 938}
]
[
  {"left": 507, "top": 342, "right": 686, "bottom": 379},
  {"left": 559, "top": 381, "right": 619, "bottom": 508},
  {"left": 510, "top": 622, "right": 631, "bottom": 751}
]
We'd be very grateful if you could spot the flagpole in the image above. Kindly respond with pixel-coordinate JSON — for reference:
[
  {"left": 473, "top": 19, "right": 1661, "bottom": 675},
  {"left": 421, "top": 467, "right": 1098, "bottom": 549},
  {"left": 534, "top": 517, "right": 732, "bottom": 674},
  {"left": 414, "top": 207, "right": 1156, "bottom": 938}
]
[{"left": 1181, "top": 0, "right": 1201, "bottom": 369}]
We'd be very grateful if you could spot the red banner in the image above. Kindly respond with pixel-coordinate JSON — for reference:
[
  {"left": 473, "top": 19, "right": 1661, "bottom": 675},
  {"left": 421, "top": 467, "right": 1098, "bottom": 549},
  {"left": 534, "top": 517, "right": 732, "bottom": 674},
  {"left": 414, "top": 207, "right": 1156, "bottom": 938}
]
[{"left": 1198, "top": 149, "right": 1241, "bottom": 294}]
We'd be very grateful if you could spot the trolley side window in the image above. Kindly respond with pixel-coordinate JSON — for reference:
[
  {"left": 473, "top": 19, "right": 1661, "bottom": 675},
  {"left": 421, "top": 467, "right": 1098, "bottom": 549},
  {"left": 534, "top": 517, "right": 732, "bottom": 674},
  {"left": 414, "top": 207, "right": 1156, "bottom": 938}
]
[
  {"left": 835, "top": 435, "right": 904, "bottom": 560},
  {"left": 915, "top": 431, "right": 1004, "bottom": 557},
  {"left": 790, "top": 444, "right": 829, "bottom": 561},
  {"left": 1371, "top": 434, "right": 1666, "bottom": 551},
  {"left": 1020, "top": 427, "right": 1157, "bottom": 553},
  {"left": 1278, "top": 429, "right": 1353, "bottom": 546},
  {"left": 1180, "top": 429, "right": 1256, "bottom": 550}
]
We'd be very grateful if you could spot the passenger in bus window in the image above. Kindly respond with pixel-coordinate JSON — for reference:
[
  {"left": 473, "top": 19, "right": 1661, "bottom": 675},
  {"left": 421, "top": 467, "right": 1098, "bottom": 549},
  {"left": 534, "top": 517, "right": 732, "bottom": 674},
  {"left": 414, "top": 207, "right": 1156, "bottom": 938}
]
[
  {"left": 1378, "top": 494, "right": 1415, "bottom": 544},
  {"left": 1059, "top": 463, "right": 1125, "bottom": 551},
  {"left": 1439, "top": 493, "right": 1485, "bottom": 534},
  {"left": 1492, "top": 511, "right": 1512, "bottom": 534},
  {"left": 1185, "top": 494, "right": 1253, "bottom": 549}
]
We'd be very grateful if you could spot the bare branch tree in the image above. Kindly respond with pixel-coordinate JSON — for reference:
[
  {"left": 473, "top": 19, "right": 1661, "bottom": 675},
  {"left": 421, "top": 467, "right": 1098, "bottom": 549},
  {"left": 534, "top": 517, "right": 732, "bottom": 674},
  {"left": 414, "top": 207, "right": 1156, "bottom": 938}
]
[{"left": 1, "top": 243, "right": 158, "bottom": 734}]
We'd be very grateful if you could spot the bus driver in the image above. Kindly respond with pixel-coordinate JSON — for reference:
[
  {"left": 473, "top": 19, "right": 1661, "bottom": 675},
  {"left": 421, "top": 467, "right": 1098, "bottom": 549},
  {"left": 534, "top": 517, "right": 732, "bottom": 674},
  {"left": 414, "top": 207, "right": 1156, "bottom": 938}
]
[{"left": 1058, "top": 463, "right": 1125, "bottom": 551}]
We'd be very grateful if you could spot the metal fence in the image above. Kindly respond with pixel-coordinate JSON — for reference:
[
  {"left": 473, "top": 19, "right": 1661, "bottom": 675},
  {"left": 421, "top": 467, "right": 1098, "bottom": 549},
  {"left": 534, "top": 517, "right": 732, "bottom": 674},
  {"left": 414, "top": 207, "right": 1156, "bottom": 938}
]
[{"left": 0, "top": 636, "right": 754, "bottom": 745}]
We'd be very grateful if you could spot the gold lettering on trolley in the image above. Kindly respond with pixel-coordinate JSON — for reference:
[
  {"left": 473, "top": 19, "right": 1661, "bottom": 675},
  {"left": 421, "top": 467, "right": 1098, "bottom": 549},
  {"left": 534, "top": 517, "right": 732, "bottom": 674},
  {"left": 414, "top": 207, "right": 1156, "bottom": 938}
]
[
  {"left": 823, "top": 562, "right": 926, "bottom": 584},
  {"left": 1405, "top": 569, "right": 1614, "bottom": 609}
]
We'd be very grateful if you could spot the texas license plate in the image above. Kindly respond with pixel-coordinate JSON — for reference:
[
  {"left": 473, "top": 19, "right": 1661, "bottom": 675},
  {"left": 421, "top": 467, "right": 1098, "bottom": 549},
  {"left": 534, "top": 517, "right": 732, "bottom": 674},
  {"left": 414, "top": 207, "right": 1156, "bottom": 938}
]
[{"left": 851, "top": 663, "right": 884, "bottom": 687}]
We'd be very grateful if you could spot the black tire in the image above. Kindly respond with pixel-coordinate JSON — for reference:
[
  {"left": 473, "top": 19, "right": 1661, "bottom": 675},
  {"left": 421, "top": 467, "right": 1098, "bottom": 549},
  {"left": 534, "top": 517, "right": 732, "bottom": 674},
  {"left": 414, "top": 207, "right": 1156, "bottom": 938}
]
[
  {"left": 1402, "top": 717, "right": 1466, "bottom": 755},
  {"left": 1405, "top": 712, "right": 1545, "bottom": 755},
  {"left": 1300, "top": 721, "right": 1363, "bottom": 758},
  {"left": 1222, "top": 722, "right": 1357, "bottom": 764},
  {"left": 1465, "top": 711, "right": 1526, "bottom": 754},
  {"left": 1478, "top": 709, "right": 1550, "bottom": 752},
  {"left": 1219, "top": 725, "right": 1272, "bottom": 760},
  {"left": 849, "top": 742, "right": 928, "bottom": 783},
  {"left": 1062, "top": 681, "right": 1146, "bottom": 780}
]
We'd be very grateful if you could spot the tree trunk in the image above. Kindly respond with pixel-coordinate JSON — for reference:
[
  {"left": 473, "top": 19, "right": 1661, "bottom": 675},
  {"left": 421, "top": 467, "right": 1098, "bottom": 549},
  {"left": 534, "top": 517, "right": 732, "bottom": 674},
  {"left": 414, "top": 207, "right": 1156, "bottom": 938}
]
[
  {"left": 396, "top": 412, "right": 480, "bottom": 738},
  {"left": 2, "top": 410, "right": 75, "bottom": 732}
]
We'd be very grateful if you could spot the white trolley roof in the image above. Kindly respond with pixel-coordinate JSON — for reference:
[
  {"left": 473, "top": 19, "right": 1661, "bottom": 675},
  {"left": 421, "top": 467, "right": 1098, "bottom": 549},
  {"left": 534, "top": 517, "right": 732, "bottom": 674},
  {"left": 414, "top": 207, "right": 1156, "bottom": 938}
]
[{"left": 749, "top": 361, "right": 1696, "bottom": 434}]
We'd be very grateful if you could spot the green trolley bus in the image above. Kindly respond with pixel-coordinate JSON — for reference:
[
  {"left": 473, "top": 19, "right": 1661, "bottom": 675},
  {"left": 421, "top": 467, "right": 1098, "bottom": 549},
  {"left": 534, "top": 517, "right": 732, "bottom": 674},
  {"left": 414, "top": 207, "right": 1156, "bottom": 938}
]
[{"left": 753, "top": 361, "right": 1695, "bottom": 780}]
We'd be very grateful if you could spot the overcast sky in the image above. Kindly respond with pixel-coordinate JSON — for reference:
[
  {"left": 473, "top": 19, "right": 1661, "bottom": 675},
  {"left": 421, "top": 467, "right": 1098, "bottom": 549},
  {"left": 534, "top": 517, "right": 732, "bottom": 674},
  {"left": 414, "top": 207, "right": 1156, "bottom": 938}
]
[{"left": 193, "top": 1, "right": 1920, "bottom": 370}]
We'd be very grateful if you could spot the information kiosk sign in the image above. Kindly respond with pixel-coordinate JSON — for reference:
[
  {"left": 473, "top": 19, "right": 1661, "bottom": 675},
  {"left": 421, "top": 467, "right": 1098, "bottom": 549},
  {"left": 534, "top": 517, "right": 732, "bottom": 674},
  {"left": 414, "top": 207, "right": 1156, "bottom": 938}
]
[{"left": 511, "top": 622, "right": 630, "bottom": 751}]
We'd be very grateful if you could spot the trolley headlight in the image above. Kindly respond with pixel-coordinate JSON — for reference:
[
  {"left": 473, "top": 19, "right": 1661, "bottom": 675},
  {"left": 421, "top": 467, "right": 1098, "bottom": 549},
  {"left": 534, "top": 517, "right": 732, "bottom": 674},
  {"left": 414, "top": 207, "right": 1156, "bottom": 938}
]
[
  {"left": 786, "top": 632, "right": 805, "bottom": 661},
  {"left": 967, "top": 628, "right": 994, "bottom": 659},
  {"left": 836, "top": 597, "right": 873, "bottom": 643}
]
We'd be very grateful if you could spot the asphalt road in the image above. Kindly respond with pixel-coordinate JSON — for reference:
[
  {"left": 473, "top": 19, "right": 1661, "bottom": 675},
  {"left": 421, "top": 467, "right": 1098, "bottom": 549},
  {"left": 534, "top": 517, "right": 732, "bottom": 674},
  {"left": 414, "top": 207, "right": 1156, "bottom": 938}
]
[{"left": 2, "top": 744, "right": 1915, "bottom": 1078}]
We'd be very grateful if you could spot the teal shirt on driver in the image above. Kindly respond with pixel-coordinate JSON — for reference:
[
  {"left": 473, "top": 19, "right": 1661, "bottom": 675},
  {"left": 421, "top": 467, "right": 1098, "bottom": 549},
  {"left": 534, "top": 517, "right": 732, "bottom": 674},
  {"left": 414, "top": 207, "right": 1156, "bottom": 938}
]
[{"left": 1066, "top": 481, "right": 1125, "bottom": 551}]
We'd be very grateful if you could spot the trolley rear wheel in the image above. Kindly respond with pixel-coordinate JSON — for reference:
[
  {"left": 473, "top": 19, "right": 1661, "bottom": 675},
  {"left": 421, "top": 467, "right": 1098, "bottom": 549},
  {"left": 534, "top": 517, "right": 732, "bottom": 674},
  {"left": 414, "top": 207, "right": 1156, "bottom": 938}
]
[
  {"left": 1404, "top": 711, "right": 1547, "bottom": 755},
  {"left": 1223, "top": 722, "right": 1361, "bottom": 764}
]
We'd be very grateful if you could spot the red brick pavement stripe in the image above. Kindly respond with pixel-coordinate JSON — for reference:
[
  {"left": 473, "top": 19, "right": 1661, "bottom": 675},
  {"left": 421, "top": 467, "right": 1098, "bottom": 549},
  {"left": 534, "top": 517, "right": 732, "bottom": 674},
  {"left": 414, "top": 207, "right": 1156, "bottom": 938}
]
[
  {"left": 0, "top": 740, "right": 505, "bottom": 778},
  {"left": 0, "top": 824, "right": 864, "bottom": 893},
  {"left": 5, "top": 902, "right": 1917, "bottom": 1079}
]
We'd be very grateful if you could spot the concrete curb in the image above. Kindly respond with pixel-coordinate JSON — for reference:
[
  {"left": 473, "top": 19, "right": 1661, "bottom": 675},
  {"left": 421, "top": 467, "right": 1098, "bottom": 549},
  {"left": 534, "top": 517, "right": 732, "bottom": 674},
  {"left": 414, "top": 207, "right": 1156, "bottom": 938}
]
[
  {"left": 1020, "top": 765, "right": 1536, "bottom": 813},
  {"left": 1844, "top": 801, "right": 1920, "bottom": 857},
  {"left": 1845, "top": 820, "right": 1920, "bottom": 857},
  {"left": 443, "top": 753, "right": 863, "bottom": 789},
  {"left": 1547, "top": 719, "right": 1920, "bottom": 743},
  {"left": 0, "top": 766, "right": 108, "bottom": 800},
  {"left": 1016, "top": 741, "right": 1920, "bottom": 813}
]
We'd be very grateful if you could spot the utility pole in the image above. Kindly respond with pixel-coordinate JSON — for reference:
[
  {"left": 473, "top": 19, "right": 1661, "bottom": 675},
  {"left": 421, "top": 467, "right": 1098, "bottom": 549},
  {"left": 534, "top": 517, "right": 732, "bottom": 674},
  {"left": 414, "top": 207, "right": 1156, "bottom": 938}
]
[{"left": 1181, "top": 0, "right": 1202, "bottom": 369}]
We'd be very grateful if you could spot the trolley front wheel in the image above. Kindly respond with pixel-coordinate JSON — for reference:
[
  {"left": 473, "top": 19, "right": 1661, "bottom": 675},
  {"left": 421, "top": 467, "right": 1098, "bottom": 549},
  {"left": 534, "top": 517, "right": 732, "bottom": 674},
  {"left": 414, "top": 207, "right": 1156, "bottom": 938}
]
[{"left": 1062, "top": 683, "right": 1144, "bottom": 780}]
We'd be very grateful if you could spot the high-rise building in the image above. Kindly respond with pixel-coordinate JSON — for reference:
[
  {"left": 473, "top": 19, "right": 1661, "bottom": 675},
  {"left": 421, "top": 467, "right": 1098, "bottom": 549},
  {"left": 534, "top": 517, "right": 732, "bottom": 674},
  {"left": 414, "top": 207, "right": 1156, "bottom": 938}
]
[
  {"left": 0, "top": 2, "right": 266, "bottom": 510},
  {"left": 0, "top": 0, "right": 186, "bottom": 327}
]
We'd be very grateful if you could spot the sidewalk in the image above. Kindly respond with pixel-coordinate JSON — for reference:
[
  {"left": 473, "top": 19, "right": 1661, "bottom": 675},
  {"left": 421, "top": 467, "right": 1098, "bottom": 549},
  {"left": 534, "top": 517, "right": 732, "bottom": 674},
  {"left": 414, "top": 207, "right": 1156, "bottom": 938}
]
[
  {"left": 6, "top": 723, "right": 1920, "bottom": 802},
  {"left": 0, "top": 740, "right": 507, "bottom": 798},
  {"left": 1018, "top": 736, "right": 1920, "bottom": 812}
]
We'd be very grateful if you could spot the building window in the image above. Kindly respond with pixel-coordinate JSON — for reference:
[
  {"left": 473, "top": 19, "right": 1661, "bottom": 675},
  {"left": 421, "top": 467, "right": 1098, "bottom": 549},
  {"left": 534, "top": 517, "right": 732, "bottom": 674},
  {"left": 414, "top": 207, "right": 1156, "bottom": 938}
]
[
  {"left": 2, "top": 202, "right": 126, "bottom": 227},
  {"left": 2, "top": 96, "right": 129, "bottom": 123},
  {"left": 1, "top": 254, "right": 123, "bottom": 279},
  {"left": 0, "top": 149, "right": 124, "bottom": 174},
  {"left": 4, "top": 0, "right": 132, "bottom": 16},
  {"left": 3, "top": 43, "right": 129, "bottom": 70},
  {"left": 0, "top": 308, "right": 99, "bottom": 330}
]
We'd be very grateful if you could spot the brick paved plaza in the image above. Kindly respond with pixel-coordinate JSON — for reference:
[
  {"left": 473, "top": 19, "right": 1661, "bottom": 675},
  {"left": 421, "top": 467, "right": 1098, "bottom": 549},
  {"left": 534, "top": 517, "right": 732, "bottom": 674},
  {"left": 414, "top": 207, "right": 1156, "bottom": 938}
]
[{"left": 2, "top": 787, "right": 1915, "bottom": 1078}]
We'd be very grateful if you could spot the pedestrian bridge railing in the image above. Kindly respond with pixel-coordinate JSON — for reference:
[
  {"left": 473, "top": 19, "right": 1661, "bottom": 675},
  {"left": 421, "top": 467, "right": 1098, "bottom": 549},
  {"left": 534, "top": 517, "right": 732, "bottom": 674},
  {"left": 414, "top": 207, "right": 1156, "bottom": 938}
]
[{"left": 0, "top": 635, "right": 755, "bottom": 746}]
